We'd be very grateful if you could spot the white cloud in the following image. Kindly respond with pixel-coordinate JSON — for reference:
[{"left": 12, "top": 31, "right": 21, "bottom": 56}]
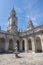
[
  {"left": 14, "top": 6, "right": 23, "bottom": 14},
  {"left": 14, "top": 0, "right": 43, "bottom": 29},
  {"left": 26, "top": 13, "right": 43, "bottom": 26}
]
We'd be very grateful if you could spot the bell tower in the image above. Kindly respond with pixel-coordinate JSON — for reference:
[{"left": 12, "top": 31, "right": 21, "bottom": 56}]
[
  {"left": 27, "top": 19, "right": 34, "bottom": 31},
  {"left": 7, "top": 8, "right": 18, "bottom": 33}
]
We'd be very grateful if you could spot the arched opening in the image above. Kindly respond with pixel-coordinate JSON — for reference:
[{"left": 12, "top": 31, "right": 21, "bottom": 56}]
[
  {"left": 16, "top": 40, "right": 19, "bottom": 51},
  {"left": 28, "top": 39, "right": 32, "bottom": 50},
  {"left": 22, "top": 40, "right": 25, "bottom": 51},
  {"left": 35, "top": 37, "right": 42, "bottom": 53},
  {"left": 9, "top": 39, "right": 13, "bottom": 51},
  {"left": 0, "top": 38, "right": 5, "bottom": 52}
]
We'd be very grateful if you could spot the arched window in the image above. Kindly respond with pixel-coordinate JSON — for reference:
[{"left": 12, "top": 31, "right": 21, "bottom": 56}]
[
  {"left": 0, "top": 38, "right": 5, "bottom": 52},
  {"left": 9, "top": 39, "right": 13, "bottom": 51},
  {"left": 28, "top": 39, "right": 32, "bottom": 50},
  {"left": 35, "top": 37, "right": 42, "bottom": 52}
]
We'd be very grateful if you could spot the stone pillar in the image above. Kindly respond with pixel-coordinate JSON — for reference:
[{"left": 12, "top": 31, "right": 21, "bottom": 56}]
[
  {"left": 25, "top": 38, "right": 28, "bottom": 52},
  {"left": 41, "top": 36, "right": 43, "bottom": 52},
  {"left": 19, "top": 40, "right": 23, "bottom": 52},
  {"left": 13, "top": 40, "right": 16, "bottom": 51},
  {"left": 5, "top": 39, "right": 9, "bottom": 52},
  {"left": 32, "top": 37, "right": 35, "bottom": 53}
]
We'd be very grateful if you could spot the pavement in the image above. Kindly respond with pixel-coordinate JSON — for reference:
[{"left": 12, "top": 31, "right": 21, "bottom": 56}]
[{"left": 0, "top": 52, "right": 43, "bottom": 65}]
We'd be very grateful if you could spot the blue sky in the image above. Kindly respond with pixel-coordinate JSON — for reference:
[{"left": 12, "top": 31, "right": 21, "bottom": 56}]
[{"left": 0, "top": 0, "right": 43, "bottom": 31}]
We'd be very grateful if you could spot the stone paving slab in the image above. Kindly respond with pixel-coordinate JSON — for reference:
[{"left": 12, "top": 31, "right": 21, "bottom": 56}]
[{"left": 0, "top": 53, "right": 43, "bottom": 65}]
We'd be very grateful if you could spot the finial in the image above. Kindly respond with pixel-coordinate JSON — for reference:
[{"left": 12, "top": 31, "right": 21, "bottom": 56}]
[{"left": 12, "top": 0, "right": 14, "bottom": 9}]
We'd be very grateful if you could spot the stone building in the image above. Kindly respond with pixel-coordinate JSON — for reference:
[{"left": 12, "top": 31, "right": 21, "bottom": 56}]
[{"left": 0, "top": 8, "right": 43, "bottom": 53}]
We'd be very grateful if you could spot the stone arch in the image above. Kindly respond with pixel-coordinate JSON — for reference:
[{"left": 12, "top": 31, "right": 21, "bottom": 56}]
[
  {"left": 28, "top": 39, "right": 32, "bottom": 50},
  {"left": 9, "top": 39, "right": 13, "bottom": 51},
  {"left": 22, "top": 40, "right": 25, "bottom": 51},
  {"left": 35, "top": 37, "right": 42, "bottom": 52},
  {"left": 0, "top": 38, "right": 5, "bottom": 52},
  {"left": 16, "top": 40, "right": 19, "bottom": 51}
]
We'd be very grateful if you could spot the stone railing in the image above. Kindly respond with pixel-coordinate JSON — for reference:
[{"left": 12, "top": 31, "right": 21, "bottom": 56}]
[{"left": 19, "top": 25, "right": 43, "bottom": 37}]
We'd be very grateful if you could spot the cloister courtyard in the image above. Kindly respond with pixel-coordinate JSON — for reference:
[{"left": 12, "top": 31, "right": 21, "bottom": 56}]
[{"left": 0, "top": 52, "right": 43, "bottom": 65}]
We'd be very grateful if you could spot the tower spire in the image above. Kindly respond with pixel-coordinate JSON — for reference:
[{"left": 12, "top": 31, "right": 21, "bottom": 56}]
[
  {"left": 27, "top": 18, "right": 34, "bottom": 31},
  {"left": 7, "top": 1, "right": 18, "bottom": 33}
]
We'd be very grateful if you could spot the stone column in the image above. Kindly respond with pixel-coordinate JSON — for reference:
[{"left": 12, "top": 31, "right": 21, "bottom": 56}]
[
  {"left": 19, "top": 40, "right": 23, "bottom": 52},
  {"left": 5, "top": 39, "right": 9, "bottom": 52},
  {"left": 32, "top": 37, "right": 35, "bottom": 53},
  {"left": 25, "top": 38, "right": 28, "bottom": 52},
  {"left": 41, "top": 36, "right": 43, "bottom": 52},
  {"left": 13, "top": 40, "right": 16, "bottom": 51}
]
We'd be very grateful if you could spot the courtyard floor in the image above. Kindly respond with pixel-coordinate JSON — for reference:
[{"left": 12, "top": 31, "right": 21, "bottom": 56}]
[{"left": 0, "top": 52, "right": 43, "bottom": 65}]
